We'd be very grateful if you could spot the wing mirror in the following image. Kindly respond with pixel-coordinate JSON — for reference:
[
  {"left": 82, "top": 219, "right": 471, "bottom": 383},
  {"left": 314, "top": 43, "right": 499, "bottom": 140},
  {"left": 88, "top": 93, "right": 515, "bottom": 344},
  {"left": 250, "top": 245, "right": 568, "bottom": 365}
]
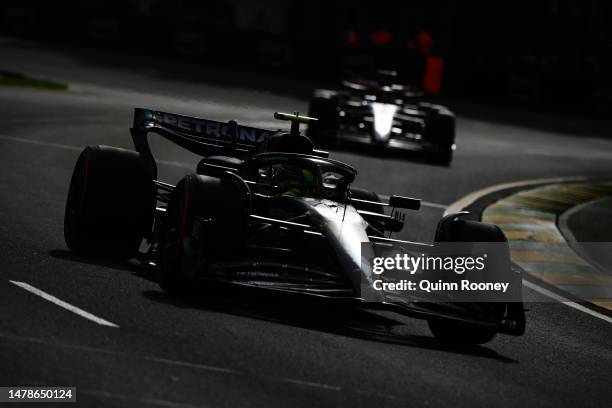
[{"left": 389, "top": 195, "right": 421, "bottom": 211}]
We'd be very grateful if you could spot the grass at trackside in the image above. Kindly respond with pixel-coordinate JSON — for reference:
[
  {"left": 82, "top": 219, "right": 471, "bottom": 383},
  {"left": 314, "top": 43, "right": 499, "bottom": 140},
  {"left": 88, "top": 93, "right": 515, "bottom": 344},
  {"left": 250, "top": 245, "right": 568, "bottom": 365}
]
[{"left": 0, "top": 70, "right": 67, "bottom": 91}]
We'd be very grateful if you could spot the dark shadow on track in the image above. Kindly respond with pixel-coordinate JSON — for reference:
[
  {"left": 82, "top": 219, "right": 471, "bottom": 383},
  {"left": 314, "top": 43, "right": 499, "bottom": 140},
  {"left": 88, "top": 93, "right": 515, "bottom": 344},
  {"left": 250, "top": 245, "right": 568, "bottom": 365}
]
[
  {"left": 51, "top": 248, "right": 516, "bottom": 363},
  {"left": 49, "top": 249, "right": 144, "bottom": 276},
  {"left": 142, "top": 288, "right": 517, "bottom": 364}
]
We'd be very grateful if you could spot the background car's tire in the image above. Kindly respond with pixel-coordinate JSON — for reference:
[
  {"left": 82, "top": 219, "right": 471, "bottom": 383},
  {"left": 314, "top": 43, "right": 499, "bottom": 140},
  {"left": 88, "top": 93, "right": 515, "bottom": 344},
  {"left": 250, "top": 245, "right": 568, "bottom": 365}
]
[
  {"left": 349, "top": 187, "right": 384, "bottom": 214},
  {"left": 428, "top": 218, "right": 510, "bottom": 344},
  {"left": 431, "top": 147, "right": 454, "bottom": 165},
  {"left": 158, "top": 174, "right": 245, "bottom": 294},
  {"left": 306, "top": 90, "right": 339, "bottom": 146},
  {"left": 64, "top": 145, "right": 155, "bottom": 259},
  {"left": 420, "top": 103, "right": 455, "bottom": 164}
]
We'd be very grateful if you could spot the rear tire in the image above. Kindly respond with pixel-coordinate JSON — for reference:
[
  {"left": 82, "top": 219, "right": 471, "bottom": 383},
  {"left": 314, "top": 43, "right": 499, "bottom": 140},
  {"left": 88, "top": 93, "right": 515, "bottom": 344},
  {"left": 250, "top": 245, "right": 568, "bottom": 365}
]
[
  {"left": 158, "top": 174, "right": 245, "bottom": 294},
  {"left": 64, "top": 145, "right": 155, "bottom": 259}
]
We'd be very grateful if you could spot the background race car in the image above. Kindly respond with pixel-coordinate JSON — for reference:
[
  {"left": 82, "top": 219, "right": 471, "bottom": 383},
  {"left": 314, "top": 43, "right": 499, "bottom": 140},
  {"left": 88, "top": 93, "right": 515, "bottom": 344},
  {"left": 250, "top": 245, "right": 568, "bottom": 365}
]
[{"left": 307, "top": 70, "right": 456, "bottom": 164}]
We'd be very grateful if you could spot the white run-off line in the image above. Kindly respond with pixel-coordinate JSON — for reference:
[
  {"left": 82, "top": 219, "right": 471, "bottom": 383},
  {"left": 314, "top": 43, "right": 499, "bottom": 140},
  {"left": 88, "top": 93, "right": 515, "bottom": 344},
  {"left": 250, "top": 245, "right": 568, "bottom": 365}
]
[
  {"left": 523, "top": 280, "right": 612, "bottom": 324},
  {"left": 9, "top": 281, "right": 119, "bottom": 328}
]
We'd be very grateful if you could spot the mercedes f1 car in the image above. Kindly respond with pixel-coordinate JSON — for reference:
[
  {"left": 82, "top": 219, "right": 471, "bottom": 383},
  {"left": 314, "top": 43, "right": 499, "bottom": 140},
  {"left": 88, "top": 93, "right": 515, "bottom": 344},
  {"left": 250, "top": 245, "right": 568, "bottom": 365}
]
[
  {"left": 64, "top": 108, "right": 524, "bottom": 344},
  {"left": 307, "top": 70, "right": 456, "bottom": 164}
]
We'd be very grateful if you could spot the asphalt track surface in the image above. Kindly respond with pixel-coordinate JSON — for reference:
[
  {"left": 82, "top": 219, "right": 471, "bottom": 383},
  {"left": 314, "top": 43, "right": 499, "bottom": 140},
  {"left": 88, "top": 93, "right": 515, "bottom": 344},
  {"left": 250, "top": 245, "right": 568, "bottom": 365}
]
[{"left": 1, "top": 38, "right": 611, "bottom": 407}]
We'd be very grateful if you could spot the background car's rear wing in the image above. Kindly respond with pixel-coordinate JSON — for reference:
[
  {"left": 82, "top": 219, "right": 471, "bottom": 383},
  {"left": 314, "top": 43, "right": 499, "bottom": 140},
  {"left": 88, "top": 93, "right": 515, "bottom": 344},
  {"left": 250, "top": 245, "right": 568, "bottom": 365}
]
[{"left": 131, "top": 108, "right": 326, "bottom": 179}]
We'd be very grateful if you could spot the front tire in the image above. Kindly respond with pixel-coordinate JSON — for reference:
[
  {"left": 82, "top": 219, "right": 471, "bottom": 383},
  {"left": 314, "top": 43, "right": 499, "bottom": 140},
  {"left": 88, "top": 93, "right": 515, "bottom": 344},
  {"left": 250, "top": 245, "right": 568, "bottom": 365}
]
[
  {"left": 158, "top": 174, "right": 245, "bottom": 294},
  {"left": 64, "top": 145, "right": 155, "bottom": 259},
  {"left": 428, "top": 218, "right": 510, "bottom": 344}
]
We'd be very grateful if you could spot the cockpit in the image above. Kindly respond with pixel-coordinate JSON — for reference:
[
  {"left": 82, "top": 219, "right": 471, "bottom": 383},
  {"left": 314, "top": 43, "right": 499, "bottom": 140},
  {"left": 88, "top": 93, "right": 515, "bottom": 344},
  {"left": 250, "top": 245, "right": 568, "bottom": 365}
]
[{"left": 249, "top": 153, "right": 356, "bottom": 201}]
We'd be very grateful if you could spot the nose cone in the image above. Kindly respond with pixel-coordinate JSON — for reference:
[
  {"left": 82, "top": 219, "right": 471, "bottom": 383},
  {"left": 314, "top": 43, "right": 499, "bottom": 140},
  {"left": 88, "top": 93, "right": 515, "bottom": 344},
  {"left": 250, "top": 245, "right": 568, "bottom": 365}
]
[{"left": 371, "top": 102, "right": 398, "bottom": 142}]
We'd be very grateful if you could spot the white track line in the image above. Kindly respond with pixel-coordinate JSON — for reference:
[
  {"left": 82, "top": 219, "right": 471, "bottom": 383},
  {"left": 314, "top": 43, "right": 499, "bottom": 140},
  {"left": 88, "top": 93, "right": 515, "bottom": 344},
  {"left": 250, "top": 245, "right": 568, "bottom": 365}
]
[
  {"left": 9, "top": 281, "right": 119, "bottom": 328},
  {"left": 0, "top": 134, "right": 193, "bottom": 169},
  {"left": 0, "top": 134, "right": 82, "bottom": 151},
  {"left": 523, "top": 280, "right": 612, "bottom": 324}
]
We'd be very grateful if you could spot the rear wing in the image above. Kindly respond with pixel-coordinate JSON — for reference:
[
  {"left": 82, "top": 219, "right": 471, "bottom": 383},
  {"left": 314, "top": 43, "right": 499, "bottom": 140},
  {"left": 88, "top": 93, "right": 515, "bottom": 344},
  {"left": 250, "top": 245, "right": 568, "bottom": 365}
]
[{"left": 130, "top": 108, "right": 324, "bottom": 179}]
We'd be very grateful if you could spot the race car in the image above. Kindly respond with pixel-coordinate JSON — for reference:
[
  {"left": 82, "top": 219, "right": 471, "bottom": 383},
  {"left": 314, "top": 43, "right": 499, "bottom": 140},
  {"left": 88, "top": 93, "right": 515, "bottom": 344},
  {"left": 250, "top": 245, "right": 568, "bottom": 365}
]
[
  {"left": 63, "top": 108, "right": 524, "bottom": 344},
  {"left": 307, "top": 70, "right": 456, "bottom": 163}
]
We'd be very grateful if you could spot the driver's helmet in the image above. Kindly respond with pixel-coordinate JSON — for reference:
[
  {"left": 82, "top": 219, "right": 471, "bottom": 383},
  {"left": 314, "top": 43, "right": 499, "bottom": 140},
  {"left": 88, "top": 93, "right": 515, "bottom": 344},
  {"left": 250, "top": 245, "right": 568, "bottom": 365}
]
[{"left": 271, "top": 164, "right": 316, "bottom": 197}]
